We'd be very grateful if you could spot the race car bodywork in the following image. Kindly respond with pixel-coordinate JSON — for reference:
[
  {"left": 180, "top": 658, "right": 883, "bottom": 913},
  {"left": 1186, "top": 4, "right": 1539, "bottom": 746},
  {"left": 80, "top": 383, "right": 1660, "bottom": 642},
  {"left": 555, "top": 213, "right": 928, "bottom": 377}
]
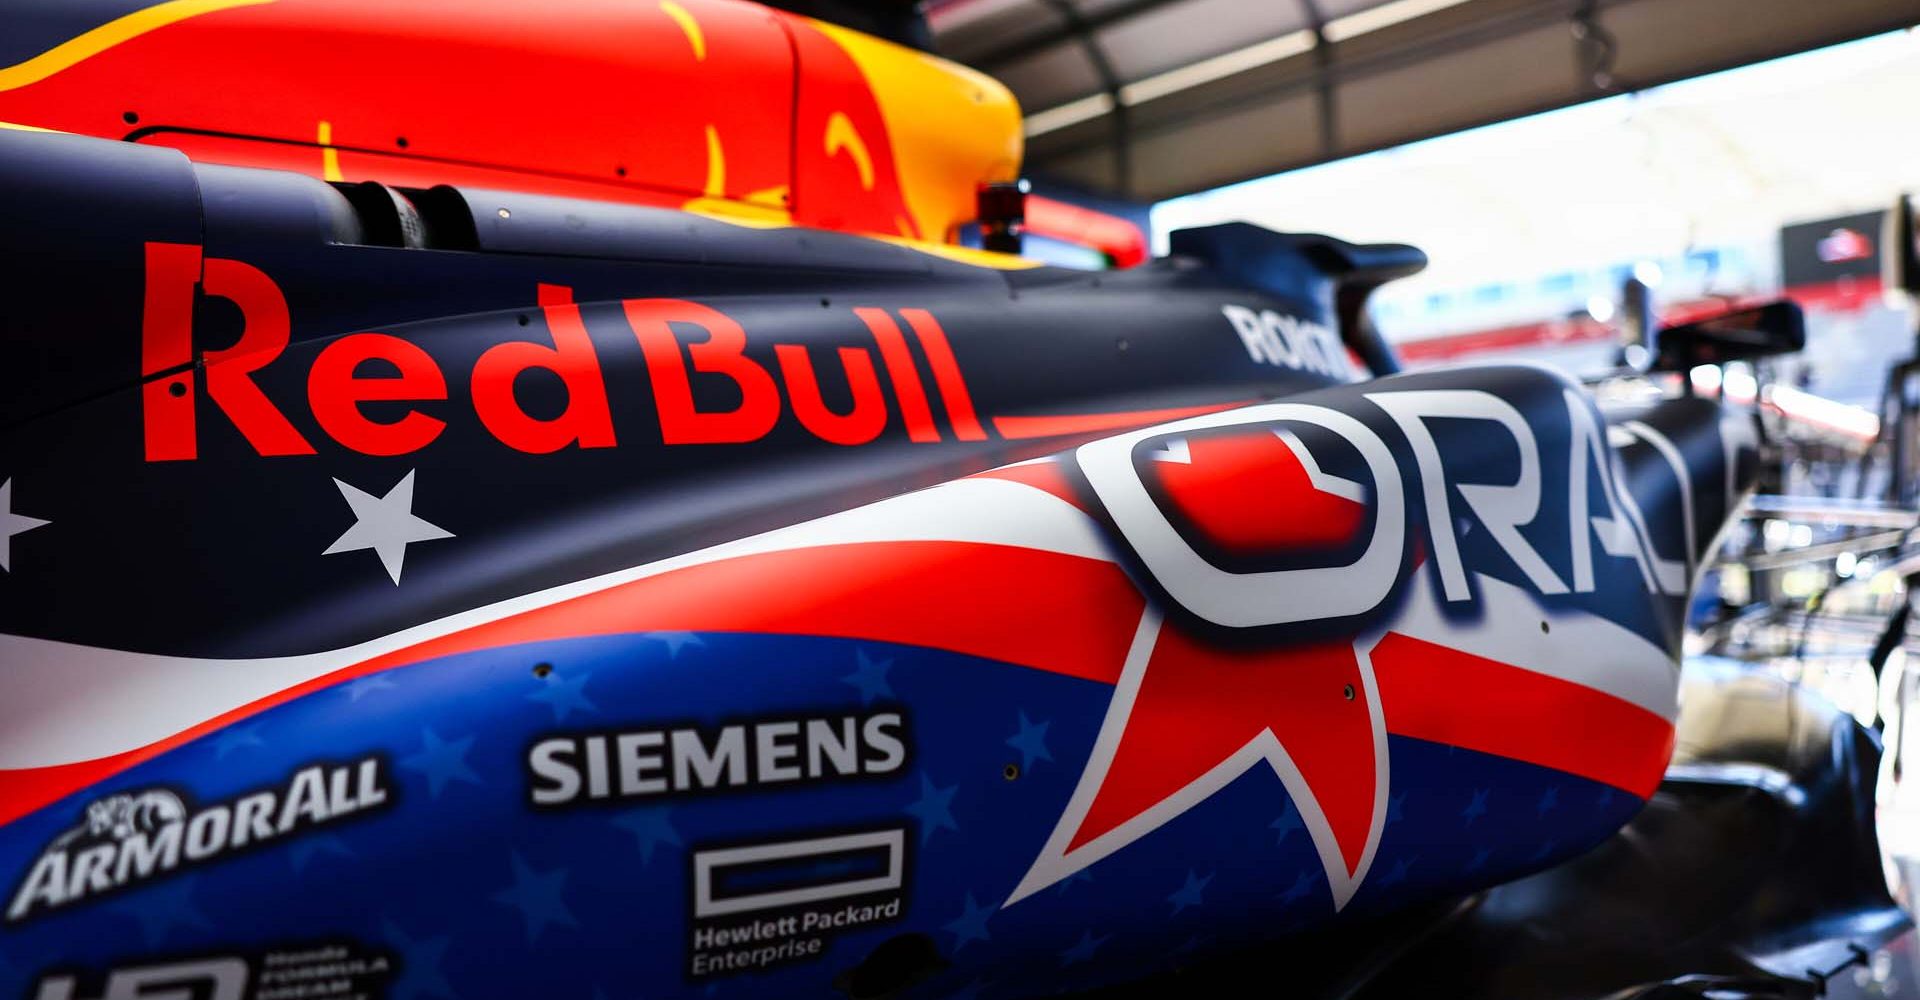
[
  {"left": 2, "top": 1, "right": 1895, "bottom": 996},
  {"left": 0, "top": 0, "right": 1021, "bottom": 242},
  {"left": 0, "top": 128, "right": 1772, "bottom": 997}
]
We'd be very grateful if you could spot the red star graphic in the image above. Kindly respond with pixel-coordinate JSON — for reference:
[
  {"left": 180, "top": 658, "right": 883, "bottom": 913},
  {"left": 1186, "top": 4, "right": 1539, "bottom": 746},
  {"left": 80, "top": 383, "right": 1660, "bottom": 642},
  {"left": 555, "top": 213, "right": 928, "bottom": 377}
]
[
  {"left": 1072, "top": 625, "right": 1378, "bottom": 861},
  {"left": 1006, "top": 610, "right": 1389, "bottom": 908},
  {"left": 1008, "top": 427, "right": 1390, "bottom": 909}
]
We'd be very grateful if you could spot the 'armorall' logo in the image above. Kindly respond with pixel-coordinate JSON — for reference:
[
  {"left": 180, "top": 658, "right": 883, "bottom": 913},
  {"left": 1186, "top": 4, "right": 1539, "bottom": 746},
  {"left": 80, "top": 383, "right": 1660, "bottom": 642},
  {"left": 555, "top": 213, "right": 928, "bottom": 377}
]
[{"left": 137, "top": 243, "right": 985, "bottom": 461}]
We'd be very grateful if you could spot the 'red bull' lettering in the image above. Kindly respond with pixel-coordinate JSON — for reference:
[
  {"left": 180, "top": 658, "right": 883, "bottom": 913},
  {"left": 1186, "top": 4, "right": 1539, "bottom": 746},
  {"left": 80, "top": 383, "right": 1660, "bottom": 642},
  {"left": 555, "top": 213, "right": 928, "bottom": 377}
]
[
  {"left": 775, "top": 344, "right": 887, "bottom": 446},
  {"left": 136, "top": 244, "right": 988, "bottom": 460},
  {"left": 472, "top": 284, "right": 618, "bottom": 454},
  {"left": 902, "top": 308, "right": 986, "bottom": 441},
  {"left": 307, "top": 333, "right": 447, "bottom": 456},
  {"left": 142, "top": 242, "right": 316, "bottom": 460},
  {"left": 627, "top": 299, "right": 782, "bottom": 445},
  {"left": 855, "top": 308, "right": 940, "bottom": 443}
]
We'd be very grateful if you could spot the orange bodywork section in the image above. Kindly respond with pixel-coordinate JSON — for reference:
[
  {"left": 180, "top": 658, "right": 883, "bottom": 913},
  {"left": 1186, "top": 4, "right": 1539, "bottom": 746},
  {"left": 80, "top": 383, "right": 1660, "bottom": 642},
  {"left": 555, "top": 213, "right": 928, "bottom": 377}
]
[{"left": 0, "top": 0, "right": 1023, "bottom": 242}]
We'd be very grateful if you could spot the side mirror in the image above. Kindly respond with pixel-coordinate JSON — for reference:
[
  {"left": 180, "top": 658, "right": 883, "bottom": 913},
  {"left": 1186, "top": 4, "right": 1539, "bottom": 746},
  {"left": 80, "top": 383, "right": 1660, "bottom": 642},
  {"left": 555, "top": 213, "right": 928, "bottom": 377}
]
[{"left": 1650, "top": 300, "right": 1806, "bottom": 373}]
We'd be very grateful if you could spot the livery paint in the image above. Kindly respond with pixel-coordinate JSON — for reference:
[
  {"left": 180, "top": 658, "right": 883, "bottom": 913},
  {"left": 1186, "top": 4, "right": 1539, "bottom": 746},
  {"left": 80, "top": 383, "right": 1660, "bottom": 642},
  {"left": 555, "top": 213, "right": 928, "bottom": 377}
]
[
  {"left": 0, "top": 0, "right": 1022, "bottom": 244},
  {"left": 0, "top": 366, "right": 1752, "bottom": 996},
  {"left": 0, "top": 129, "right": 1757, "bottom": 997}
]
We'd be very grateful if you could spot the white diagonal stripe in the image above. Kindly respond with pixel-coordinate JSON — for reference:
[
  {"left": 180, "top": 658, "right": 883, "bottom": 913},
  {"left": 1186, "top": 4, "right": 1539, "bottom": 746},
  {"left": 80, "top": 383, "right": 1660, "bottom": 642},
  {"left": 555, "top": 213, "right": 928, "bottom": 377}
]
[{"left": 0, "top": 477, "right": 1111, "bottom": 769}]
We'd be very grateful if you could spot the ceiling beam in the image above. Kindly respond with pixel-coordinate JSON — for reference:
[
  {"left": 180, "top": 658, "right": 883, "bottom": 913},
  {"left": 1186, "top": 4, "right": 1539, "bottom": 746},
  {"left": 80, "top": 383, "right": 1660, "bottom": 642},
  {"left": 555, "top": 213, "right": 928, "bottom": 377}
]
[
  {"left": 1037, "top": 0, "right": 1134, "bottom": 194},
  {"left": 972, "top": 0, "right": 1188, "bottom": 71}
]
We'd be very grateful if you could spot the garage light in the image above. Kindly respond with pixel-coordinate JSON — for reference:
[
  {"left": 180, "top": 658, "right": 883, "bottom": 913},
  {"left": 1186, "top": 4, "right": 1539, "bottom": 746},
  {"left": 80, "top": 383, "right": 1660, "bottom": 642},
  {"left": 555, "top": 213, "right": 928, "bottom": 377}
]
[
  {"left": 1322, "top": 0, "right": 1475, "bottom": 43},
  {"left": 1024, "top": 93, "right": 1117, "bottom": 137},
  {"left": 1119, "top": 30, "right": 1316, "bottom": 106}
]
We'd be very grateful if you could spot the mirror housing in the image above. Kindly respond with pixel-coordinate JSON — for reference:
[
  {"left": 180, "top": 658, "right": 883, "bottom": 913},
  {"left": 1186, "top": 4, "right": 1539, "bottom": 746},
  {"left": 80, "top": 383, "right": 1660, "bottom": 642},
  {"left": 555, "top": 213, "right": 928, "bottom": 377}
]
[{"left": 1650, "top": 300, "right": 1806, "bottom": 373}]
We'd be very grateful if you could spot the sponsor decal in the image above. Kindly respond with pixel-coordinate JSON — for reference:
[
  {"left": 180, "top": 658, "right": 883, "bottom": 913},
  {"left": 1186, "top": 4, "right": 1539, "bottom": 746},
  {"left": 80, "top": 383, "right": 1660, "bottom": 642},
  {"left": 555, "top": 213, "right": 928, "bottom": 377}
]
[
  {"left": 1077, "top": 382, "right": 1702, "bottom": 632},
  {"left": 686, "top": 828, "right": 907, "bottom": 979},
  {"left": 1005, "top": 372, "right": 1728, "bottom": 907},
  {"left": 1220, "top": 304, "right": 1354, "bottom": 381},
  {"left": 1816, "top": 227, "right": 1872, "bottom": 265},
  {"left": 526, "top": 711, "right": 907, "bottom": 806},
  {"left": 7, "top": 756, "right": 391, "bottom": 923},
  {"left": 30, "top": 939, "right": 394, "bottom": 1000},
  {"left": 137, "top": 244, "right": 985, "bottom": 460}
]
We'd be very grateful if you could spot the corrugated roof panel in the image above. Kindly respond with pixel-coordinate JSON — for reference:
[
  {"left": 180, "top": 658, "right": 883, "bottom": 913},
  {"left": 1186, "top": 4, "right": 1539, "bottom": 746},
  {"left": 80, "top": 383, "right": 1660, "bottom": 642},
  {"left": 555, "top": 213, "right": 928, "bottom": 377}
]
[{"left": 933, "top": 0, "right": 1920, "bottom": 199}]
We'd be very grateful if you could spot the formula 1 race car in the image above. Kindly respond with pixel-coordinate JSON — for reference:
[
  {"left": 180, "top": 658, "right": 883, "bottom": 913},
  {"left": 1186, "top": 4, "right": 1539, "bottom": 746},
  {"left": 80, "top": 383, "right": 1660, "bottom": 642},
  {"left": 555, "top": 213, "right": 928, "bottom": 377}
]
[{"left": 0, "top": 2, "right": 1909, "bottom": 998}]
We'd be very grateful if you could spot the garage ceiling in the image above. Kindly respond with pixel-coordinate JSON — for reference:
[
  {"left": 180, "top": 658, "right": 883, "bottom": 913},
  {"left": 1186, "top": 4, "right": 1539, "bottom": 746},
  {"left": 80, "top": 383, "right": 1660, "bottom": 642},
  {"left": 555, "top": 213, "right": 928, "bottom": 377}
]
[{"left": 925, "top": 0, "right": 1920, "bottom": 201}]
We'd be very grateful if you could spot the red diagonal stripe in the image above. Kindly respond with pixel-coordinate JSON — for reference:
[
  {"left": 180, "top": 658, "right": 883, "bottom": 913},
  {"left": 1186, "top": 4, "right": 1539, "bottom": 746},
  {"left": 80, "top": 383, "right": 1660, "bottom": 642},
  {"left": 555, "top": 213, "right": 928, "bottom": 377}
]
[
  {"left": 1371, "top": 632, "right": 1675, "bottom": 797},
  {"left": 0, "top": 543, "right": 1140, "bottom": 826}
]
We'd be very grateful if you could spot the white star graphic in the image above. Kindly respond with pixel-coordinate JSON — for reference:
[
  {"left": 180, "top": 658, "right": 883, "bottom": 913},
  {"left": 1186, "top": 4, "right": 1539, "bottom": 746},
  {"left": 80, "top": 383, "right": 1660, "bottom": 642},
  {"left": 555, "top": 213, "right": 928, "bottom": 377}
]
[
  {"left": 322, "top": 470, "right": 453, "bottom": 584},
  {"left": 0, "top": 478, "right": 50, "bottom": 573}
]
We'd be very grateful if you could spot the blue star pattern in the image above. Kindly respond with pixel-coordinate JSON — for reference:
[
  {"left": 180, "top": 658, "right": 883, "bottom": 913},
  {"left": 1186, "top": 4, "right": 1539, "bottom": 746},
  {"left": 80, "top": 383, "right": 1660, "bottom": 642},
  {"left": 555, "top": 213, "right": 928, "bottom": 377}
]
[
  {"left": 289, "top": 832, "right": 355, "bottom": 873},
  {"left": 841, "top": 648, "right": 894, "bottom": 705},
  {"left": 612, "top": 806, "right": 681, "bottom": 865},
  {"left": 400, "top": 727, "right": 481, "bottom": 798},
  {"left": 943, "top": 893, "right": 994, "bottom": 952},
  {"left": 1059, "top": 930, "right": 1110, "bottom": 966},
  {"left": 948, "top": 978, "right": 991, "bottom": 1000},
  {"left": 1278, "top": 869, "right": 1316, "bottom": 904},
  {"left": 492, "top": 852, "right": 578, "bottom": 944},
  {"left": 905, "top": 773, "right": 958, "bottom": 845},
  {"left": 647, "top": 631, "right": 705, "bottom": 657},
  {"left": 0, "top": 628, "right": 1643, "bottom": 995},
  {"left": 344, "top": 673, "right": 398, "bottom": 701},
  {"left": 1271, "top": 803, "right": 1303, "bottom": 845},
  {"left": 212, "top": 722, "right": 265, "bottom": 760},
  {"left": 382, "top": 918, "right": 454, "bottom": 1000},
  {"left": 1006, "top": 711, "right": 1053, "bottom": 771},
  {"left": 1377, "top": 857, "right": 1416, "bottom": 887},
  {"left": 1167, "top": 870, "right": 1212, "bottom": 914},
  {"left": 1462, "top": 788, "right": 1490, "bottom": 826},
  {"left": 527, "top": 669, "right": 597, "bottom": 722},
  {"left": 113, "top": 876, "right": 210, "bottom": 947}
]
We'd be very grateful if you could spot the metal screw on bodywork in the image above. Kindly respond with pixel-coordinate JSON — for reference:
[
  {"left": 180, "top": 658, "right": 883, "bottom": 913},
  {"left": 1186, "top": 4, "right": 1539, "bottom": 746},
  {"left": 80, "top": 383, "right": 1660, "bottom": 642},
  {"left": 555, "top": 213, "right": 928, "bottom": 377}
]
[
  {"left": 497, "top": 208, "right": 511, "bottom": 219},
  {"left": 531, "top": 662, "right": 553, "bottom": 679},
  {"left": 1541, "top": 620, "right": 1551, "bottom": 634},
  {"left": 1343, "top": 684, "right": 1355, "bottom": 701},
  {"left": 1003, "top": 763, "right": 1020, "bottom": 781}
]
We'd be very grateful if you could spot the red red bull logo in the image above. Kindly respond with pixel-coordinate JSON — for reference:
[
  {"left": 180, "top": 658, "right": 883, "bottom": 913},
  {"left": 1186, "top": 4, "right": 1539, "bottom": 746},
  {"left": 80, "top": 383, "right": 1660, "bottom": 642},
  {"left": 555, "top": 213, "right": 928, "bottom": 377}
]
[{"left": 137, "top": 243, "right": 985, "bottom": 461}]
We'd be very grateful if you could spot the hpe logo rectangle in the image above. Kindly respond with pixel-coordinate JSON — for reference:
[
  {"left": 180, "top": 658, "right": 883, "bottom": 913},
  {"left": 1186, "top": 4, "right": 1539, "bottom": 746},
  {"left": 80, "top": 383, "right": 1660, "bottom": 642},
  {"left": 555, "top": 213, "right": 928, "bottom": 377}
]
[{"left": 692, "top": 829, "right": 904, "bottom": 919}]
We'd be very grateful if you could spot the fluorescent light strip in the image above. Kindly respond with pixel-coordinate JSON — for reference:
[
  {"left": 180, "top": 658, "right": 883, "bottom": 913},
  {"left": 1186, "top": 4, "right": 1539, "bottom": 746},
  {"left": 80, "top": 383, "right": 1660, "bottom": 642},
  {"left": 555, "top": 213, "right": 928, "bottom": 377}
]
[
  {"left": 1024, "top": 92, "right": 1117, "bottom": 136},
  {"left": 1021, "top": 0, "right": 1474, "bottom": 136},
  {"left": 1323, "top": 0, "right": 1474, "bottom": 43},
  {"left": 1120, "top": 29, "right": 1315, "bottom": 105}
]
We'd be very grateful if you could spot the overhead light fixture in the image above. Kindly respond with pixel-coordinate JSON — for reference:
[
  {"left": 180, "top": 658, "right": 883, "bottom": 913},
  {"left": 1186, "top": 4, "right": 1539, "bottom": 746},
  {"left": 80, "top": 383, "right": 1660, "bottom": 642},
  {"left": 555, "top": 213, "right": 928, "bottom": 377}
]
[
  {"left": 1022, "top": 0, "right": 1473, "bottom": 137},
  {"left": 1024, "top": 93, "right": 1116, "bottom": 137},
  {"left": 1119, "top": 30, "right": 1315, "bottom": 106},
  {"left": 1322, "top": 0, "right": 1474, "bottom": 43}
]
